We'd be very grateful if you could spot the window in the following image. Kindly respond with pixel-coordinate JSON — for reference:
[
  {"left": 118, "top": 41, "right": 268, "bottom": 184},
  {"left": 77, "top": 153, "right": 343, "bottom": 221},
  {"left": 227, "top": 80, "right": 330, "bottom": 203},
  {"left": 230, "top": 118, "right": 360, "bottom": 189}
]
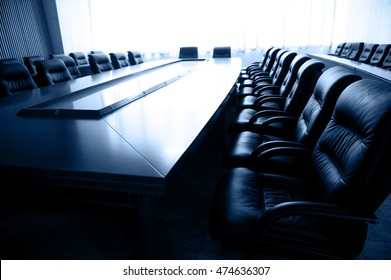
[{"left": 58, "top": 0, "right": 336, "bottom": 55}]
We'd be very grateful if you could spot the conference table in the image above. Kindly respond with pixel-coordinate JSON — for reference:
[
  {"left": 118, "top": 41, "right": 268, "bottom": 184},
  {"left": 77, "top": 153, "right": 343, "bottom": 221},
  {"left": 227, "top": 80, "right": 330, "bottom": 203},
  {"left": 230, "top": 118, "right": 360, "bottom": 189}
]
[{"left": 0, "top": 57, "right": 242, "bottom": 258}]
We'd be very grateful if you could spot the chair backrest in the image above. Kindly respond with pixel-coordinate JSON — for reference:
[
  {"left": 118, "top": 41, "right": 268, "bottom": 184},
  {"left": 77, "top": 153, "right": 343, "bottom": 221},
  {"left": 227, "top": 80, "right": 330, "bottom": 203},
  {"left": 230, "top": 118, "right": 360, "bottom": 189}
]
[
  {"left": 88, "top": 53, "right": 113, "bottom": 74},
  {"left": 268, "top": 51, "right": 296, "bottom": 87},
  {"left": 276, "top": 54, "right": 312, "bottom": 99},
  {"left": 0, "top": 62, "right": 37, "bottom": 97},
  {"left": 369, "top": 44, "right": 391, "bottom": 66},
  {"left": 346, "top": 42, "right": 364, "bottom": 61},
  {"left": 339, "top": 43, "right": 352, "bottom": 58},
  {"left": 50, "top": 54, "right": 81, "bottom": 79},
  {"left": 256, "top": 47, "right": 274, "bottom": 69},
  {"left": 331, "top": 42, "right": 345, "bottom": 56},
  {"left": 110, "top": 52, "right": 130, "bottom": 69},
  {"left": 179, "top": 47, "right": 198, "bottom": 59},
  {"left": 358, "top": 43, "right": 379, "bottom": 64},
  {"left": 0, "top": 58, "right": 20, "bottom": 65},
  {"left": 34, "top": 58, "right": 73, "bottom": 87},
  {"left": 127, "top": 50, "right": 144, "bottom": 66},
  {"left": 282, "top": 59, "right": 325, "bottom": 118},
  {"left": 312, "top": 79, "right": 391, "bottom": 214},
  {"left": 23, "top": 55, "right": 44, "bottom": 76},
  {"left": 69, "top": 52, "right": 88, "bottom": 66},
  {"left": 382, "top": 47, "right": 391, "bottom": 69},
  {"left": 212, "top": 46, "right": 231, "bottom": 58},
  {"left": 265, "top": 49, "right": 288, "bottom": 80},
  {"left": 238, "top": 47, "right": 274, "bottom": 84},
  {"left": 294, "top": 66, "right": 361, "bottom": 148},
  {"left": 260, "top": 47, "right": 281, "bottom": 73}
]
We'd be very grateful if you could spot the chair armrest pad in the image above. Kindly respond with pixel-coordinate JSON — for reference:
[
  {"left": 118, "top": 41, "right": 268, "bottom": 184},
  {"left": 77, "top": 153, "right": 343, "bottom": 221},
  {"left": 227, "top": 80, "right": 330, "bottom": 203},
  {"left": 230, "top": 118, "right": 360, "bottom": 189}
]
[
  {"left": 258, "top": 201, "right": 379, "bottom": 230},
  {"left": 251, "top": 142, "right": 308, "bottom": 159},
  {"left": 249, "top": 110, "right": 288, "bottom": 123}
]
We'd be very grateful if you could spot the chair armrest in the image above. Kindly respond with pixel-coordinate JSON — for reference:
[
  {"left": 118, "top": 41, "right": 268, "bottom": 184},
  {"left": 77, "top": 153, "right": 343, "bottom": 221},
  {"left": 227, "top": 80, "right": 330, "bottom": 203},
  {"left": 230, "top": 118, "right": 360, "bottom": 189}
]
[
  {"left": 258, "top": 201, "right": 379, "bottom": 230},
  {"left": 253, "top": 146, "right": 311, "bottom": 166},
  {"left": 253, "top": 80, "right": 273, "bottom": 92},
  {"left": 253, "top": 76, "right": 272, "bottom": 85},
  {"left": 255, "top": 115, "right": 297, "bottom": 128},
  {"left": 254, "top": 96, "right": 286, "bottom": 109},
  {"left": 251, "top": 71, "right": 268, "bottom": 77},
  {"left": 253, "top": 85, "right": 280, "bottom": 96},
  {"left": 248, "top": 110, "right": 288, "bottom": 123},
  {"left": 250, "top": 140, "right": 307, "bottom": 158},
  {"left": 247, "top": 201, "right": 378, "bottom": 259}
]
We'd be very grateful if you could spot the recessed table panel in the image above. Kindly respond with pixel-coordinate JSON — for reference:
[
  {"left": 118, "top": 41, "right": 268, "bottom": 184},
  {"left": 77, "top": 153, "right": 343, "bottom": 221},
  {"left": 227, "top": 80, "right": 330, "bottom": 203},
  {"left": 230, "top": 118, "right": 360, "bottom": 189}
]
[{"left": 17, "top": 60, "right": 206, "bottom": 118}]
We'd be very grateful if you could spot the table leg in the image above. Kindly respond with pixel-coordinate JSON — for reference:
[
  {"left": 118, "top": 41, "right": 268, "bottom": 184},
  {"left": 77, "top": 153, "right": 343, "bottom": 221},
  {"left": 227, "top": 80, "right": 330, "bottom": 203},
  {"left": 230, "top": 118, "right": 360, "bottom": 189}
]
[{"left": 135, "top": 193, "right": 159, "bottom": 259}]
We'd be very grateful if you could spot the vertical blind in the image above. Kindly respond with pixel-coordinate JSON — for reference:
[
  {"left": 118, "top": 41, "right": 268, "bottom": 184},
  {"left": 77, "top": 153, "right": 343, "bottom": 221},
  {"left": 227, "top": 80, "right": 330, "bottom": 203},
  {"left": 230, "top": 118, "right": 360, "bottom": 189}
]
[
  {"left": 88, "top": 0, "right": 336, "bottom": 54},
  {"left": 0, "top": 0, "right": 52, "bottom": 60}
]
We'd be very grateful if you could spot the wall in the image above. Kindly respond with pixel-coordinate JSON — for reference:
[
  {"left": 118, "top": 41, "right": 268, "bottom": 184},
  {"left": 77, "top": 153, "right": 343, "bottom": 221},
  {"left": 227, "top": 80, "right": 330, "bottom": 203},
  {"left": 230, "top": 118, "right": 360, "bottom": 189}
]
[
  {"left": 0, "top": 0, "right": 53, "bottom": 60},
  {"left": 41, "top": 0, "right": 62, "bottom": 54}
]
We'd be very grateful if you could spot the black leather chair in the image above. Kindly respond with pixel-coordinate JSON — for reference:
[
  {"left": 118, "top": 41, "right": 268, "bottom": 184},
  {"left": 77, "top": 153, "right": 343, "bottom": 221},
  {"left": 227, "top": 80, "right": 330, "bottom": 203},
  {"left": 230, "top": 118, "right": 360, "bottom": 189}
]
[
  {"left": 127, "top": 50, "right": 144, "bottom": 65},
  {"left": 69, "top": 52, "right": 88, "bottom": 66},
  {"left": 110, "top": 52, "right": 130, "bottom": 69},
  {"left": 0, "top": 62, "right": 37, "bottom": 97},
  {"left": 178, "top": 46, "right": 198, "bottom": 59},
  {"left": 369, "top": 44, "right": 391, "bottom": 67},
  {"left": 212, "top": 46, "right": 231, "bottom": 58},
  {"left": 34, "top": 58, "right": 73, "bottom": 87},
  {"left": 237, "top": 54, "right": 312, "bottom": 110},
  {"left": 230, "top": 59, "right": 325, "bottom": 134},
  {"left": 23, "top": 55, "right": 44, "bottom": 76},
  {"left": 339, "top": 42, "right": 352, "bottom": 58},
  {"left": 358, "top": 43, "right": 379, "bottom": 64},
  {"left": 88, "top": 53, "right": 113, "bottom": 74},
  {"left": 239, "top": 46, "right": 273, "bottom": 79},
  {"left": 346, "top": 42, "right": 364, "bottom": 61},
  {"left": 69, "top": 51, "right": 92, "bottom": 76},
  {"left": 49, "top": 54, "right": 81, "bottom": 79},
  {"left": 382, "top": 47, "right": 391, "bottom": 69},
  {"left": 238, "top": 50, "right": 293, "bottom": 95},
  {"left": 329, "top": 42, "right": 345, "bottom": 56},
  {"left": 238, "top": 47, "right": 279, "bottom": 85},
  {"left": 238, "top": 48, "right": 283, "bottom": 89},
  {"left": 222, "top": 66, "right": 361, "bottom": 170},
  {"left": 210, "top": 79, "right": 391, "bottom": 259}
]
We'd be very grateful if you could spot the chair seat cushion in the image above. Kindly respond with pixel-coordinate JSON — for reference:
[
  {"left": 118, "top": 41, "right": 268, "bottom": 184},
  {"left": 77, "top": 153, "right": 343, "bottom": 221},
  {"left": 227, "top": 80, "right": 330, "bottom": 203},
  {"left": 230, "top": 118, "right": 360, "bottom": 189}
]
[
  {"left": 210, "top": 168, "right": 325, "bottom": 244},
  {"left": 237, "top": 86, "right": 254, "bottom": 97}
]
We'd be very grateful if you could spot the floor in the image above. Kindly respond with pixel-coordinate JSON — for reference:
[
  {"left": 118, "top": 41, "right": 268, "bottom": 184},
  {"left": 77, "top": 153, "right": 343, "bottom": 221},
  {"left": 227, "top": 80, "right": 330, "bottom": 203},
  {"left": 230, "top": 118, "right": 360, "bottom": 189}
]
[{"left": 1, "top": 112, "right": 391, "bottom": 260}]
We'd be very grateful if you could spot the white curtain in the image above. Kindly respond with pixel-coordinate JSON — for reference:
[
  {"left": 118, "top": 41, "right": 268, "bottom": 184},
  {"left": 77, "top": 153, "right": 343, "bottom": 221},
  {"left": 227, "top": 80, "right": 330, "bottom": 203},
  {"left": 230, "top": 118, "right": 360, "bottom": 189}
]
[{"left": 87, "top": 0, "right": 336, "bottom": 55}]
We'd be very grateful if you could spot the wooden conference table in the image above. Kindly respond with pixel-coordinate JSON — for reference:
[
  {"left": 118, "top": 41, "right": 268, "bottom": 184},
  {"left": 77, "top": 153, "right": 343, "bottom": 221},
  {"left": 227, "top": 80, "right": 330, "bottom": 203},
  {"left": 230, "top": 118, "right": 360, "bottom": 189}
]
[{"left": 0, "top": 57, "right": 242, "bottom": 258}]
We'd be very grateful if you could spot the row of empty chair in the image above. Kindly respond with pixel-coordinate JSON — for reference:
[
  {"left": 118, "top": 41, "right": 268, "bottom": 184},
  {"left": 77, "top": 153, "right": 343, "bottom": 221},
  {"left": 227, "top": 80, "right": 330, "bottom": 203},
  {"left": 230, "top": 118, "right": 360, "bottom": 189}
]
[
  {"left": 329, "top": 42, "right": 391, "bottom": 69},
  {"left": 0, "top": 46, "right": 233, "bottom": 97},
  {"left": 209, "top": 46, "right": 391, "bottom": 259},
  {"left": 178, "top": 46, "right": 232, "bottom": 59},
  {"left": 0, "top": 57, "right": 76, "bottom": 97},
  {"left": 0, "top": 50, "right": 144, "bottom": 97},
  {"left": 0, "top": 50, "right": 143, "bottom": 76}
]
